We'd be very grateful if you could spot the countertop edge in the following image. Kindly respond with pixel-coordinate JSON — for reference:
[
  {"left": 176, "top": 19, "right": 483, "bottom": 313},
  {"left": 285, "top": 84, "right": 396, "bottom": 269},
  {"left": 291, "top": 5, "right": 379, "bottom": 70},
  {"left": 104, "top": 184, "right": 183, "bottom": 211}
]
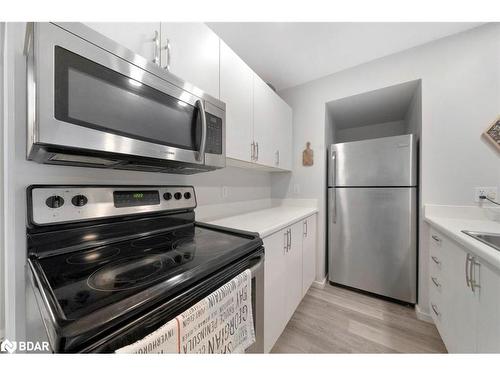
[
  {"left": 424, "top": 215, "right": 500, "bottom": 272},
  {"left": 207, "top": 206, "right": 319, "bottom": 239},
  {"left": 258, "top": 208, "right": 319, "bottom": 238}
]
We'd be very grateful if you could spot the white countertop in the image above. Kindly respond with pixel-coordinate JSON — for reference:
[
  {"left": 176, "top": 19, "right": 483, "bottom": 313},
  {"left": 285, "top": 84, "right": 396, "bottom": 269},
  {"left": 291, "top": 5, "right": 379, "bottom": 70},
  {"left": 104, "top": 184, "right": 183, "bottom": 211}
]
[
  {"left": 424, "top": 205, "right": 500, "bottom": 270},
  {"left": 207, "top": 205, "right": 318, "bottom": 238}
]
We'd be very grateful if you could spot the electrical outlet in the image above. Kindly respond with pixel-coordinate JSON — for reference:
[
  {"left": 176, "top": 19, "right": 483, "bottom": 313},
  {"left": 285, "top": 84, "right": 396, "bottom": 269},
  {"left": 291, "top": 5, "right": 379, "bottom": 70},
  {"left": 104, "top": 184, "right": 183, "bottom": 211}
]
[
  {"left": 474, "top": 187, "right": 498, "bottom": 203},
  {"left": 221, "top": 186, "right": 229, "bottom": 199}
]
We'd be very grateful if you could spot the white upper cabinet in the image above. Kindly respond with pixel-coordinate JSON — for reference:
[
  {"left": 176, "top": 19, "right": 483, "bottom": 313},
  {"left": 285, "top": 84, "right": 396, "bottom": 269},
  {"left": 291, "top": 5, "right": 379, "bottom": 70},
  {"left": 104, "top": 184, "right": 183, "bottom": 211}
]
[
  {"left": 84, "top": 23, "right": 161, "bottom": 64},
  {"left": 220, "top": 41, "right": 254, "bottom": 163},
  {"left": 253, "top": 74, "right": 278, "bottom": 168},
  {"left": 252, "top": 73, "right": 293, "bottom": 170},
  {"left": 275, "top": 96, "right": 293, "bottom": 170},
  {"left": 160, "top": 23, "right": 220, "bottom": 98}
]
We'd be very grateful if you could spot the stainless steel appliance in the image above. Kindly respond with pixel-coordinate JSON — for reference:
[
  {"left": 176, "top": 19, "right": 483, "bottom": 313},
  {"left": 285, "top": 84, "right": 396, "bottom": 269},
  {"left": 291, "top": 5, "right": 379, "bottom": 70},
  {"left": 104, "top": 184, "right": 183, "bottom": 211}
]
[
  {"left": 26, "top": 185, "right": 263, "bottom": 353},
  {"left": 24, "top": 23, "right": 225, "bottom": 174},
  {"left": 328, "top": 134, "right": 417, "bottom": 304}
]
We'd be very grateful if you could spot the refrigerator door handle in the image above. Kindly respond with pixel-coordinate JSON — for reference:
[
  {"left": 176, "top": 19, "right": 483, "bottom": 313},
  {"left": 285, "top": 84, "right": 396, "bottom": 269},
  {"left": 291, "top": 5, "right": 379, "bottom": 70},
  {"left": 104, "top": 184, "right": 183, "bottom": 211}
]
[
  {"left": 328, "top": 149, "right": 336, "bottom": 187},
  {"left": 332, "top": 189, "right": 337, "bottom": 223}
]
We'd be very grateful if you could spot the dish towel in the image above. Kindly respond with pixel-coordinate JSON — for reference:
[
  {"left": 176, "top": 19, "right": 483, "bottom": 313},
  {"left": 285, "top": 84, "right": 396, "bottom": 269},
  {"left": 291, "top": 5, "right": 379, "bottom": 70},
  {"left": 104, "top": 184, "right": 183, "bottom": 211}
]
[{"left": 116, "top": 269, "right": 255, "bottom": 354}]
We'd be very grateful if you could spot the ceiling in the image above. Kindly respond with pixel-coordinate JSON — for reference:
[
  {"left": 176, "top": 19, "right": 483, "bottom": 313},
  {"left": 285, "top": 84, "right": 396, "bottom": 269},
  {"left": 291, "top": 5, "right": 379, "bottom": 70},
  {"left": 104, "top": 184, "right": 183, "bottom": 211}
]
[
  {"left": 207, "top": 22, "right": 483, "bottom": 91},
  {"left": 327, "top": 80, "right": 420, "bottom": 129}
]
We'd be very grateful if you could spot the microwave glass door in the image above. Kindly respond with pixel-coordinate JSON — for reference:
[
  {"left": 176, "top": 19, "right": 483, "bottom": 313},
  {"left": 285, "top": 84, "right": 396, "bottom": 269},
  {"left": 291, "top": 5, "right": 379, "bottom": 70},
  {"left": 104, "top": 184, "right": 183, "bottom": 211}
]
[{"left": 54, "top": 46, "right": 201, "bottom": 152}]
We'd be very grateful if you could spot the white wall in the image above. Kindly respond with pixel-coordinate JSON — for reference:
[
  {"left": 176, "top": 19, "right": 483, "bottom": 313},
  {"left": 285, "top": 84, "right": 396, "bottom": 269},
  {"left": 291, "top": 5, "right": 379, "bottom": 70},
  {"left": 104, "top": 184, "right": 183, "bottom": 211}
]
[
  {"left": 335, "top": 120, "right": 407, "bottom": 143},
  {"left": 2, "top": 23, "right": 272, "bottom": 341},
  {"left": 272, "top": 23, "right": 500, "bottom": 315}
]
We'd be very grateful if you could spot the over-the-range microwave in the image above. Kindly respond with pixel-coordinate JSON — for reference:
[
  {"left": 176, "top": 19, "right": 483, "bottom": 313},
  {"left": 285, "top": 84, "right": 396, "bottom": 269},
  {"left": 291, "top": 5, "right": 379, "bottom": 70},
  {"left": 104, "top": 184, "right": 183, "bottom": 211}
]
[{"left": 24, "top": 23, "right": 225, "bottom": 174}]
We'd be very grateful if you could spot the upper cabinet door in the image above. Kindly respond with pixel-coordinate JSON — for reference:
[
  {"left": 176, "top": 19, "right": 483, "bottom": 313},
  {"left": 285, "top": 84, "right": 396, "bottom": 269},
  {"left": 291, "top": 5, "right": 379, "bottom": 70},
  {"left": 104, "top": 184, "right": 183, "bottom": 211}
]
[
  {"left": 220, "top": 41, "right": 254, "bottom": 163},
  {"left": 276, "top": 97, "right": 293, "bottom": 170},
  {"left": 84, "top": 23, "right": 161, "bottom": 64},
  {"left": 160, "top": 23, "right": 220, "bottom": 98},
  {"left": 253, "top": 74, "right": 279, "bottom": 168}
]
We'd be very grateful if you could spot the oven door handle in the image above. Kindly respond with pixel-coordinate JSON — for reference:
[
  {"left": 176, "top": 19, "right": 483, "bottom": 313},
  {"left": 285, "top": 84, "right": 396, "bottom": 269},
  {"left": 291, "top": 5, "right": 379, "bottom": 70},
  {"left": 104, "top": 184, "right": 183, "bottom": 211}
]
[{"left": 195, "top": 99, "right": 207, "bottom": 162}]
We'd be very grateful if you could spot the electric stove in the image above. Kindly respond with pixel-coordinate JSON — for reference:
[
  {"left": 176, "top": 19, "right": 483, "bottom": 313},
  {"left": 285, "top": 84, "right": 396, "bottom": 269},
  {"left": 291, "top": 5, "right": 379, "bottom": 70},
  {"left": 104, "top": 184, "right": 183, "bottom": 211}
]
[{"left": 26, "top": 185, "right": 264, "bottom": 353}]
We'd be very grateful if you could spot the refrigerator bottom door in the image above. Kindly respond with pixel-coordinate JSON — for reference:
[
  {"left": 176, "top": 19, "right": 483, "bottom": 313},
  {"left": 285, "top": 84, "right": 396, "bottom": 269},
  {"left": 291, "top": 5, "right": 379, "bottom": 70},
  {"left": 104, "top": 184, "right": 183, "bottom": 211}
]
[{"left": 328, "top": 187, "right": 417, "bottom": 304}]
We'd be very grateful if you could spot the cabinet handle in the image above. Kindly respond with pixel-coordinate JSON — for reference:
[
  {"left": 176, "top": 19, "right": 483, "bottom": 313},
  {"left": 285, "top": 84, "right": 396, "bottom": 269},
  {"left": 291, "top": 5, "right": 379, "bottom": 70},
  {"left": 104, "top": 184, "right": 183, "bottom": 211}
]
[
  {"left": 431, "top": 256, "right": 441, "bottom": 265},
  {"left": 251, "top": 142, "right": 255, "bottom": 161},
  {"left": 256, "top": 142, "right": 259, "bottom": 161},
  {"left": 287, "top": 228, "right": 291, "bottom": 251},
  {"left": 431, "top": 277, "right": 441, "bottom": 288},
  {"left": 283, "top": 231, "right": 288, "bottom": 253},
  {"left": 431, "top": 234, "right": 441, "bottom": 244},
  {"left": 303, "top": 220, "right": 308, "bottom": 237},
  {"left": 275, "top": 150, "right": 280, "bottom": 166},
  {"left": 152, "top": 30, "right": 160, "bottom": 66},
  {"left": 470, "top": 257, "right": 481, "bottom": 292},
  {"left": 465, "top": 254, "right": 472, "bottom": 288},
  {"left": 431, "top": 303, "right": 440, "bottom": 316},
  {"left": 163, "top": 38, "right": 171, "bottom": 71}
]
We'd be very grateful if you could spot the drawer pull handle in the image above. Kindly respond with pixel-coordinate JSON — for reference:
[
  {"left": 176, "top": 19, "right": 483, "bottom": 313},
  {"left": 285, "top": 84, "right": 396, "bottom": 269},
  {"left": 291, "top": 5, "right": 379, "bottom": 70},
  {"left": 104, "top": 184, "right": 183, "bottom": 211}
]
[
  {"left": 431, "top": 277, "right": 441, "bottom": 288},
  {"left": 431, "top": 303, "right": 440, "bottom": 316},
  {"left": 431, "top": 235, "right": 441, "bottom": 243},
  {"left": 431, "top": 256, "right": 441, "bottom": 265}
]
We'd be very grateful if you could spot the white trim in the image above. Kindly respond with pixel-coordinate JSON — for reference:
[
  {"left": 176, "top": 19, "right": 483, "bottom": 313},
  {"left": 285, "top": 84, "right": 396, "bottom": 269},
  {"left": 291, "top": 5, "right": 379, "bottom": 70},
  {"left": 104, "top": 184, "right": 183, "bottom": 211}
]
[
  {"left": 312, "top": 277, "right": 327, "bottom": 289},
  {"left": 0, "top": 21, "right": 5, "bottom": 342},
  {"left": 415, "top": 304, "right": 434, "bottom": 323}
]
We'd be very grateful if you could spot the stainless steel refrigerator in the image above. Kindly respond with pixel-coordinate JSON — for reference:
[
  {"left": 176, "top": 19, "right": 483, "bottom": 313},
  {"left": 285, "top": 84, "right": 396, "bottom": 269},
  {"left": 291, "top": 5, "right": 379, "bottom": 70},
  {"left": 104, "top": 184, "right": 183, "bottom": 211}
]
[{"left": 328, "top": 134, "right": 417, "bottom": 304}]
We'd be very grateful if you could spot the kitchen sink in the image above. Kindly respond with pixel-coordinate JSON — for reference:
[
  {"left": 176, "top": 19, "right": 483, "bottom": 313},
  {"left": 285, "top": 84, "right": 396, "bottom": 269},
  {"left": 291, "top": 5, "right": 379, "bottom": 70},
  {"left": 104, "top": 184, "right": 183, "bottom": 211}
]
[{"left": 462, "top": 231, "right": 500, "bottom": 252}]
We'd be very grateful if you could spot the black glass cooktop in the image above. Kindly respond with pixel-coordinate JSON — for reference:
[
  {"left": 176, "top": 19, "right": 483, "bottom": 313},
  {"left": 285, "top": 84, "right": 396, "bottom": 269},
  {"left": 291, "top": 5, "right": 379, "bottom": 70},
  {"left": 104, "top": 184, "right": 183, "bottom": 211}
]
[{"left": 36, "top": 224, "right": 254, "bottom": 320}]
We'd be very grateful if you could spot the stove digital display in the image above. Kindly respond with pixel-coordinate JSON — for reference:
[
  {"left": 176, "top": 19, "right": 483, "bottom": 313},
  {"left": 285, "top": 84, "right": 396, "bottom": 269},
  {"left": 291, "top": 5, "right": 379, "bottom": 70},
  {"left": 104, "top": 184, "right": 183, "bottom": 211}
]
[{"left": 113, "top": 190, "right": 160, "bottom": 208}]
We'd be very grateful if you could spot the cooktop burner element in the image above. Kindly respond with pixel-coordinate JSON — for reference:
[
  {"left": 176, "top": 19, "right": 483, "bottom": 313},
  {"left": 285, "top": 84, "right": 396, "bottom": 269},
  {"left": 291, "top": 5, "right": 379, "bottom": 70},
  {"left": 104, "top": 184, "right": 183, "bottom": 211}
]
[{"left": 87, "top": 254, "right": 176, "bottom": 291}]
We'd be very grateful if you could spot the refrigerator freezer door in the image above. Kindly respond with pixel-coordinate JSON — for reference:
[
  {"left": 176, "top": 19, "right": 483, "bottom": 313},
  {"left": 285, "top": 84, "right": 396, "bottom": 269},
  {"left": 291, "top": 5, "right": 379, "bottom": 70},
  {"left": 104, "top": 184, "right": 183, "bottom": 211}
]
[
  {"left": 330, "top": 134, "right": 417, "bottom": 187},
  {"left": 328, "top": 187, "right": 417, "bottom": 303}
]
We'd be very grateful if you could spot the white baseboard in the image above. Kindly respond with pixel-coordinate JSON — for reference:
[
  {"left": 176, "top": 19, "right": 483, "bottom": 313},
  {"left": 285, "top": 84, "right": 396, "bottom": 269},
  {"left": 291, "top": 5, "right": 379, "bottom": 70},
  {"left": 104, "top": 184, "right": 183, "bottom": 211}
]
[
  {"left": 312, "top": 277, "right": 327, "bottom": 289},
  {"left": 415, "top": 304, "right": 434, "bottom": 323}
]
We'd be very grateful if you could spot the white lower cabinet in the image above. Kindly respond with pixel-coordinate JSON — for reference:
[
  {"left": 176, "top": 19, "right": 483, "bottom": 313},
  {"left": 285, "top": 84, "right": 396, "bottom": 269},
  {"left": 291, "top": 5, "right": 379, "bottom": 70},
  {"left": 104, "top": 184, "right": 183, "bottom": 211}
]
[
  {"left": 264, "top": 213, "right": 317, "bottom": 353},
  {"left": 302, "top": 215, "right": 317, "bottom": 296},
  {"left": 428, "top": 227, "right": 500, "bottom": 353},
  {"left": 476, "top": 261, "right": 500, "bottom": 352}
]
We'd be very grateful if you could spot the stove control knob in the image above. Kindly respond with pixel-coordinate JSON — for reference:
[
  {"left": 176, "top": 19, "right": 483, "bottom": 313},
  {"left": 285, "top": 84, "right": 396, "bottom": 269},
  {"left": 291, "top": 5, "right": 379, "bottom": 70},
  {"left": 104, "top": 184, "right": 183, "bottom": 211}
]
[
  {"left": 71, "top": 195, "right": 88, "bottom": 207},
  {"left": 163, "top": 192, "right": 172, "bottom": 200},
  {"left": 174, "top": 192, "right": 182, "bottom": 200},
  {"left": 46, "top": 195, "right": 64, "bottom": 209},
  {"left": 183, "top": 192, "right": 192, "bottom": 200}
]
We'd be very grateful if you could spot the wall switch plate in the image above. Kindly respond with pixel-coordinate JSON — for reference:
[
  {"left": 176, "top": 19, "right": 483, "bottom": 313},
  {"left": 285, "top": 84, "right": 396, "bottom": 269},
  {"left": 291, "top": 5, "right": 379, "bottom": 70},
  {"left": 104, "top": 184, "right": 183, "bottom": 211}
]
[
  {"left": 474, "top": 187, "right": 498, "bottom": 203},
  {"left": 221, "top": 186, "right": 229, "bottom": 199}
]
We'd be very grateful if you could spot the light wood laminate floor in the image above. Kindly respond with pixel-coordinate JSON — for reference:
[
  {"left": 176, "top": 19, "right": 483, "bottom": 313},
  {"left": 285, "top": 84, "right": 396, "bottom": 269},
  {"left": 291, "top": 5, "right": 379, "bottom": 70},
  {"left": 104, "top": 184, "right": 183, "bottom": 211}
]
[{"left": 271, "top": 284, "right": 447, "bottom": 353}]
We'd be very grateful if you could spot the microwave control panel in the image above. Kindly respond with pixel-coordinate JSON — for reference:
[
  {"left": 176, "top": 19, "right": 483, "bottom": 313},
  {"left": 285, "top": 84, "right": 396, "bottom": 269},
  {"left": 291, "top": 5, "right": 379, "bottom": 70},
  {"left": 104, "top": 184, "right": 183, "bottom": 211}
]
[{"left": 205, "top": 112, "right": 223, "bottom": 155}]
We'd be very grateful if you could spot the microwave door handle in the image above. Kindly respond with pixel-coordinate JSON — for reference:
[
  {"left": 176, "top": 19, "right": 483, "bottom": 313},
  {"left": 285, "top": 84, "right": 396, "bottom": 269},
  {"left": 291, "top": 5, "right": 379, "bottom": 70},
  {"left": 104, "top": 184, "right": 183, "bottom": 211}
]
[{"left": 195, "top": 99, "right": 207, "bottom": 162}]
